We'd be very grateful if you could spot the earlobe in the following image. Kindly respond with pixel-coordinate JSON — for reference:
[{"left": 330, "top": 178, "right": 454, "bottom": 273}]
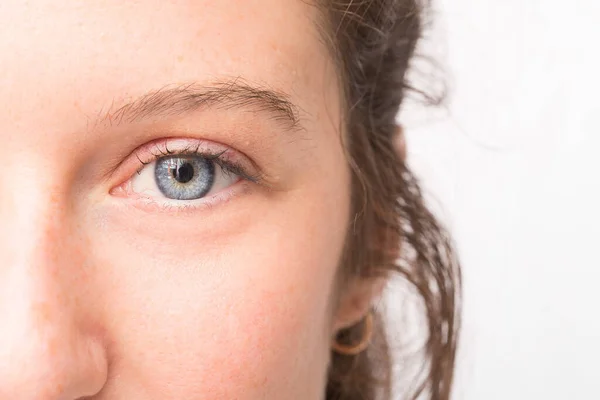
[
  {"left": 331, "top": 311, "right": 374, "bottom": 355},
  {"left": 332, "top": 277, "right": 386, "bottom": 333}
]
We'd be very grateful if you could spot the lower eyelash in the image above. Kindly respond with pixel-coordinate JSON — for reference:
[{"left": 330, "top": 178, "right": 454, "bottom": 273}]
[{"left": 125, "top": 179, "right": 252, "bottom": 214}]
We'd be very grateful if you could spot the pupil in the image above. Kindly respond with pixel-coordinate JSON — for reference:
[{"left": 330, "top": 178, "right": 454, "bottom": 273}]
[{"left": 172, "top": 161, "right": 195, "bottom": 184}]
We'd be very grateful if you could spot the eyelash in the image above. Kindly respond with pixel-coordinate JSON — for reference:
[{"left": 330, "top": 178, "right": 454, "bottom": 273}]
[{"left": 134, "top": 142, "right": 263, "bottom": 184}]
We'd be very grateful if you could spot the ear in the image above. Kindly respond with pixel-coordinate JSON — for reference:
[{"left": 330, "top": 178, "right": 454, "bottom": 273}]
[
  {"left": 332, "top": 277, "right": 386, "bottom": 333},
  {"left": 393, "top": 125, "right": 406, "bottom": 161},
  {"left": 331, "top": 125, "right": 404, "bottom": 333}
]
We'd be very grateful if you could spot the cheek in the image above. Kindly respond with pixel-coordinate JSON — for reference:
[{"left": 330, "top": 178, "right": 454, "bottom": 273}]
[{"left": 88, "top": 193, "right": 348, "bottom": 398}]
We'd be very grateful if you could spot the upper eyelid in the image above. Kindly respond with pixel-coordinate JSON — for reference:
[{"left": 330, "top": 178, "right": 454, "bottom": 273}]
[
  {"left": 142, "top": 150, "right": 263, "bottom": 184},
  {"left": 117, "top": 138, "right": 265, "bottom": 185}
]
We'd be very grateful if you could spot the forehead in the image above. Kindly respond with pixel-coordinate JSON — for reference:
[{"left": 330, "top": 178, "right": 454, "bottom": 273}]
[{"left": 0, "top": 0, "right": 335, "bottom": 134}]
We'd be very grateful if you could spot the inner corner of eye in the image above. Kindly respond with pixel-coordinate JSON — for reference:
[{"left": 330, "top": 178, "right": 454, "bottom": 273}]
[{"left": 109, "top": 181, "right": 128, "bottom": 197}]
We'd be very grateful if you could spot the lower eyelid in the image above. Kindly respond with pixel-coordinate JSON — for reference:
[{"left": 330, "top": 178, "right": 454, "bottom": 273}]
[{"left": 115, "top": 179, "right": 252, "bottom": 214}]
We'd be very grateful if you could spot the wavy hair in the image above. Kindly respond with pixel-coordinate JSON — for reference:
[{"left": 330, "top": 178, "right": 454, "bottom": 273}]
[{"left": 314, "top": 1, "right": 462, "bottom": 399}]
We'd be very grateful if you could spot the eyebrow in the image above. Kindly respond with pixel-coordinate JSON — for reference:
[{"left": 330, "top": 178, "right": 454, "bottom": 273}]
[{"left": 96, "top": 79, "right": 304, "bottom": 131}]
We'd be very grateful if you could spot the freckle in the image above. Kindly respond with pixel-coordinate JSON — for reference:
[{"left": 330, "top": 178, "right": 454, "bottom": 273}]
[
  {"left": 34, "top": 301, "right": 52, "bottom": 326},
  {"left": 48, "top": 333, "right": 58, "bottom": 357},
  {"left": 49, "top": 191, "right": 59, "bottom": 205},
  {"left": 177, "top": 55, "right": 185, "bottom": 63}
]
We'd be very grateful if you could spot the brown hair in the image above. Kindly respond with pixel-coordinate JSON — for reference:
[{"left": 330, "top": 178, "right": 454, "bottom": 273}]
[{"left": 315, "top": 1, "right": 461, "bottom": 399}]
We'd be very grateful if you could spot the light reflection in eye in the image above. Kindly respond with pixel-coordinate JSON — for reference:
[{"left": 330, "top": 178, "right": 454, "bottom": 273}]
[{"left": 153, "top": 156, "right": 216, "bottom": 200}]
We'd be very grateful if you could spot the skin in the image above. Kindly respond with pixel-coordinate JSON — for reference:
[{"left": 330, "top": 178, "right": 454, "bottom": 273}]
[{"left": 0, "top": 1, "right": 380, "bottom": 399}]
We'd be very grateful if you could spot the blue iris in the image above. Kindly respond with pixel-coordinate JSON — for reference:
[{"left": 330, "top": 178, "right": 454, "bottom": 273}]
[{"left": 154, "top": 156, "right": 215, "bottom": 200}]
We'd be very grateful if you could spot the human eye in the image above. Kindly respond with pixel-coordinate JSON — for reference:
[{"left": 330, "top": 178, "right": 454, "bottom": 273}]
[{"left": 110, "top": 138, "right": 262, "bottom": 212}]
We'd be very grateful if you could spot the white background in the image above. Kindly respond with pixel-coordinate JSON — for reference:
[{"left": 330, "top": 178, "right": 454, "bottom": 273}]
[{"left": 396, "top": 0, "right": 600, "bottom": 398}]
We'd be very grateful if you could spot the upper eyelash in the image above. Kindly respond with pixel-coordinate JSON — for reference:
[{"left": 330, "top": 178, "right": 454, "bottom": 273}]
[{"left": 134, "top": 143, "right": 264, "bottom": 184}]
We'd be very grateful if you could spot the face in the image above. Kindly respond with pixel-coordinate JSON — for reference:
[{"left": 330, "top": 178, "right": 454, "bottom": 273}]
[{"left": 0, "top": 1, "right": 374, "bottom": 399}]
